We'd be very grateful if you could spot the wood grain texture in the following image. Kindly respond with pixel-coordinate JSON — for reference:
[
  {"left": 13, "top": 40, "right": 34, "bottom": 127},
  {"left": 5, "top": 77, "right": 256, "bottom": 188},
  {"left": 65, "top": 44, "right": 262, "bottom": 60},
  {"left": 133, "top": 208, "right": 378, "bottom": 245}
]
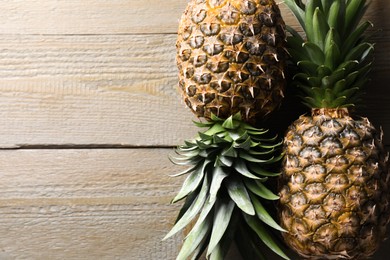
[
  {"left": 0, "top": 148, "right": 389, "bottom": 260},
  {"left": 0, "top": 34, "right": 198, "bottom": 147},
  {"left": 0, "top": 148, "right": 185, "bottom": 259},
  {"left": 0, "top": 30, "right": 389, "bottom": 146}
]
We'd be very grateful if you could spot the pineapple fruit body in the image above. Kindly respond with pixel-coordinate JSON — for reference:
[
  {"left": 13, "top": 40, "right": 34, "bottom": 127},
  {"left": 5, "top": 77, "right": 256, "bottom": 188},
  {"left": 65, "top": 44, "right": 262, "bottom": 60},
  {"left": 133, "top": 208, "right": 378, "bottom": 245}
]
[
  {"left": 176, "top": 0, "right": 286, "bottom": 121},
  {"left": 279, "top": 108, "right": 390, "bottom": 259}
]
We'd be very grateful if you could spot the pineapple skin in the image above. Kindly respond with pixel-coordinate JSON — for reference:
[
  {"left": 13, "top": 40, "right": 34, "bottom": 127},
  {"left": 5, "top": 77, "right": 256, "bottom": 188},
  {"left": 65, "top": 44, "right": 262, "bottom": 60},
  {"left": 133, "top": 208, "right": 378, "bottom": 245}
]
[
  {"left": 279, "top": 108, "right": 390, "bottom": 259},
  {"left": 176, "top": 0, "right": 287, "bottom": 122}
]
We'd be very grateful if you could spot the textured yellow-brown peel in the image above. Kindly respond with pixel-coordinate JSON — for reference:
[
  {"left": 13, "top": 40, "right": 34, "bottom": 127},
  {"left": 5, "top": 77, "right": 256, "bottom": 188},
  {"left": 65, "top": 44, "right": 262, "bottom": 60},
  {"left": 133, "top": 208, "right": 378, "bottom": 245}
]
[
  {"left": 279, "top": 108, "right": 390, "bottom": 259},
  {"left": 176, "top": 0, "right": 286, "bottom": 121}
]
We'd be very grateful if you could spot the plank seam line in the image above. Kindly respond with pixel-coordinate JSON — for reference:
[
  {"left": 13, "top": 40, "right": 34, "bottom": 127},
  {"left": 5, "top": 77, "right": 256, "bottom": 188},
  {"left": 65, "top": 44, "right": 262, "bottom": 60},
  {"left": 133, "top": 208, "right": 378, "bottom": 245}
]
[{"left": 0, "top": 144, "right": 175, "bottom": 150}]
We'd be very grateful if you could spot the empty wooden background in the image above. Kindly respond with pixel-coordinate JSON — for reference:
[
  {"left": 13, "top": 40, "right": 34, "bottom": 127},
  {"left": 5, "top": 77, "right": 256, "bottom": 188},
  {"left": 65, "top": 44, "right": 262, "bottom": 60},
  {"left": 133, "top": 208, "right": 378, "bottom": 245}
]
[{"left": 0, "top": 0, "right": 389, "bottom": 259}]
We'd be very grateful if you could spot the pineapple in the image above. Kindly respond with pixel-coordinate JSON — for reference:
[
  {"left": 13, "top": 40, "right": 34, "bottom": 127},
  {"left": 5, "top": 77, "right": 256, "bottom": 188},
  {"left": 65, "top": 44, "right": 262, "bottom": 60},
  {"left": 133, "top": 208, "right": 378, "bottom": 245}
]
[
  {"left": 278, "top": 0, "right": 390, "bottom": 259},
  {"left": 164, "top": 1, "right": 291, "bottom": 259},
  {"left": 176, "top": 0, "right": 287, "bottom": 122}
]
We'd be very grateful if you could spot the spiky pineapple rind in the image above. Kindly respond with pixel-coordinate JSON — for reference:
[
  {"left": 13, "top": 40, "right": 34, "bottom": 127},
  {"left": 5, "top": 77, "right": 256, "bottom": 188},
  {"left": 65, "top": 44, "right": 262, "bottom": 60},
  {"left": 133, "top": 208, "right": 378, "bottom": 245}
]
[
  {"left": 165, "top": 113, "right": 290, "bottom": 260},
  {"left": 177, "top": 0, "right": 287, "bottom": 122},
  {"left": 279, "top": 109, "right": 390, "bottom": 259}
]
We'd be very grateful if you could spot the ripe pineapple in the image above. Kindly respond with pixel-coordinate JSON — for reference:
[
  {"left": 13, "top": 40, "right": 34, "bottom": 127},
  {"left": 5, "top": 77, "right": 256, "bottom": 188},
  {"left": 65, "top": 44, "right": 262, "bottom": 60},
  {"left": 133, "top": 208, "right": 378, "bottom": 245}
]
[
  {"left": 176, "top": 0, "right": 287, "bottom": 121},
  {"left": 165, "top": 2, "right": 290, "bottom": 258},
  {"left": 278, "top": 0, "right": 390, "bottom": 259}
]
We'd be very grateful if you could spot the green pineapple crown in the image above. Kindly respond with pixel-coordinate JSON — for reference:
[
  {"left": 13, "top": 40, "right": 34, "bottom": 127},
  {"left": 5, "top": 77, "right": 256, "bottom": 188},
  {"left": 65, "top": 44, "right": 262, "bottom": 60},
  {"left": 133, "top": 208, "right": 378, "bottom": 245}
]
[
  {"left": 164, "top": 113, "right": 290, "bottom": 260},
  {"left": 285, "top": 0, "right": 373, "bottom": 109}
]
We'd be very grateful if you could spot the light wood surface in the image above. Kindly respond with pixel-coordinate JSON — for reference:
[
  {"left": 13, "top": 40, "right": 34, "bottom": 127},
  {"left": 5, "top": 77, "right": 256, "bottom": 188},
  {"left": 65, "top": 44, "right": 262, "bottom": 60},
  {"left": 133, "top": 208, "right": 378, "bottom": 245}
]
[
  {"left": 0, "top": 149, "right": 184, "bottom": 259},
  {"left": 0, "top": 0, "right": 389, "bottom": 259}
]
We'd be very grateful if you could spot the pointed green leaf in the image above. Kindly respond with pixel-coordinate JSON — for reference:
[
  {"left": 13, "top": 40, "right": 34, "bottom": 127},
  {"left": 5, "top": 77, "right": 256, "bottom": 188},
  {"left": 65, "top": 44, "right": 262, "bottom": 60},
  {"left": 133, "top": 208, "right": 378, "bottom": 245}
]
[
  {"left": 345, "top": 0, "right": 368, "bottom": 35},
  {"left": 187, "top": 196, "right": 215, "bottom": 239},
  {"left": 222, "top": 115, "right": 240, "bottom": 130},
  {"left": 327, "top": 0, "right": 343, "bottom": 29},
  {"left": 171, "top": 160, "right": 209, "bottom": 203},
  {"left": 284, "top": 0, "right": 306, "bottom": 30},
  {"left": 226, "top": 176, "right": 255, "bottom": 215},
  {"left": 302, "top": 42, "right": 325, "bottom": 65},
  {"left": 345, "top": 42, "right": 374, "bottom": 62},
  {"left": 324, "top": 42, "right": 341, "bottom": 70},
  {"left": 217, "top": 155, "right": 233, "bottom": 167},
  {"left": 233, "top": 136, "right": 252, "bottom": 150},
  {"left": 204, "top": 123, "right": 225, "bottom": 136},
  {"left": 164, "top": 175, "right": 209, "bottom": 240},
  {"left": 222, "top": 145, "right": 238, "bottom": 158},
  {"left": 250, "top": 194, "right": 286, "bottom": 232},
  {"left": 297, "top": 60, "right": 319, "bottom": 76},
  {"left": 305, "top": 0, "right": 321, "bottom": 43},
  {"left": 244, "top": 215, "right": 290, "bottom": 260},
  {"left": 248, "top": 164, "right": 280, "bottom": 177},
  {"left": 244, "top": 179, "right": 279, "bottom": 201},
  {"left": 234, "top": 159, "right": 261, "bottom": 180},
  {"left": 312, "top": 7, "right": 329, "bottom": 50},
  {"left": 342, "top": 21, "right": 372, "bottom": 56},
  {"left": 209, "top": 167, "right": 229, "bottom": 202},
  {"left": 176, "top": 213, "right": 212, "bottom": 260},
  {"left": 207, "top": 199, "right": 235, "bottom": 256},
  {"left": 170, "top": 164, "right": 198, "bottom": 177}
]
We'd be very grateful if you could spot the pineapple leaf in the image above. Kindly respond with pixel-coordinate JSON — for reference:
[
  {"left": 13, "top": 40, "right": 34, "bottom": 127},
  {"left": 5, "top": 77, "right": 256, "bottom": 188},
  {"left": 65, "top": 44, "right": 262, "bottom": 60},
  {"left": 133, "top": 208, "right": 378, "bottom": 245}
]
[
  {"left": 244, "top": 214, "right": 291, "bottom": 260},
  {"left": 233, "top": 135, "right": 252, "bottom": 150},
  {"left": 209, "top": 209, "right": 238, "bottom": 260},
  {"left": 312, "top": 7, "right": 329, "bottom": 50},
  {"left": 250, "top": 194, "right": 287, "bottom": 232},
  {"left": 164, "top": 174, "right": 209, "bottom": 240},
  {"left": 304, "top": 0, "right": 321, "bottom": 43},
  {"left": 345, "top": 42, "right": 374, "bottom": 63},
  {"left": 327, "top": 0, "right": 343, "bottom": 30},
  {"left": 226, "top": 175, "right": 255, "bottom": 215},
  {"left": 234, "top": 159, "right": 261, "bottom": 180},
  {"left": 342, "top": 21, "right": 373, "bottom": 57},
  {"left": 204, "top": 123, "right": 225, "bottom": 136},
  {"left": 222, "top": 115, "right": 240, "bottom": 130},
  {"left": 244, "top": 179, "right": 280, "bottom": 201},
  {"left": 316, "top": 65, "right": 332, "bottom": 78},
  {"left": 333, "top": 79, "right": 347, "bottom": 95},
  {"left": 322, "top": 69, "right": 346, "bottom": 89},
  {"left": 209, "top": 167, "right": 229, "bottom": 202},
  {"left": 176, "top": 212, "right": 212, "bottom": 260},
  {"left": 206, "top": 199, "right": 235, "bottom": 256},
  {"left": 297, "top": 61, "right": 319, "bottom": 75},
  {"left": 236, "top": 224, "right": 267, "bottom": 260},
  {"left": 302, "top": 42, "right": 325, "bottom": 65},
  {"left": 171, "top": 159, "right": 209, "bottom": 203},
  {"left": 216, "top": 155, "right": 233, "bottom": 167},
  {"left": 222, "top": 145, "right": 238, "bottom": 158},
  {"left": 169, "top": 164, "right": 198, "bottom": 177},
  {"left": 248, "top": 163, "right": 280, "bottom": 177},
  {"left": 239, "top": 151, "right": 274, "bottom": 163},
  {"left": 344, "top": 0, "right": 368, "bottom": 35},
  {"left": 187, "top": 196, "right": 215, "bottom": 239},
  {"left": 324, "top": 42, "right": 341, "bottom": 70},
  {"left": 284, "top": 0, "right": 306, "bottom": 30}
]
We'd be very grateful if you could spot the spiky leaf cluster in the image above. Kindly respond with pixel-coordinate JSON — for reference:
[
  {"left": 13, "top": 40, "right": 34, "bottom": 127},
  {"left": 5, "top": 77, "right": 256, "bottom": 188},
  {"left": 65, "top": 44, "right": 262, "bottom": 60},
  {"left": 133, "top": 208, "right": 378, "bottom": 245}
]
[
  {"left": 164, "top": 113, "right": 289, "bottom": 260},
  {"left": 285, "top": 0, "right": 373, "bottom": 108}
]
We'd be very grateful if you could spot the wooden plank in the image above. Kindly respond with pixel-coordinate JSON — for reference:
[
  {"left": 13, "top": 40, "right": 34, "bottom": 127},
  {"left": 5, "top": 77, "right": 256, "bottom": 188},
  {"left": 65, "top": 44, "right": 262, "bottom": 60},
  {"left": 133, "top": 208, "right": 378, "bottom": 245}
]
[
  {"left": 0, "top": 148, "right": 390, "bottom": 259},
  {"left": 0, "top": 0, "right": 186, "bottom": 35},
  {"left": 0, "top": 32, "right": 390, "bottom": 146},
  {"left": 0, "top": 0, "right": 387, "bottom": 35},
  {"left": 0, "top": 148, "right": 185, "bottom": 259},
  {"left": 0, "top": 34, "right": 198, "bottom": 147}
]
